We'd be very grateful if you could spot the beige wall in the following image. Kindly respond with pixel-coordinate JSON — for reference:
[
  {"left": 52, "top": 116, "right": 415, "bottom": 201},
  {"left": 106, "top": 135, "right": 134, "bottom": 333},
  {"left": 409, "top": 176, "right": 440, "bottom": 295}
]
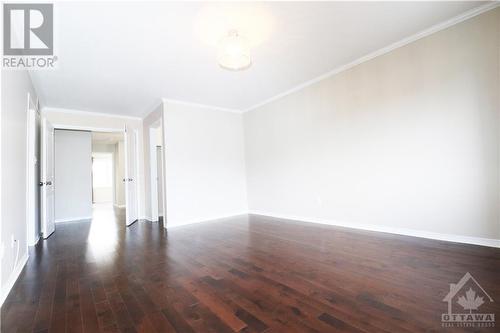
[{"left": 244, "top": 8, "right": 500, "bottom": 240}]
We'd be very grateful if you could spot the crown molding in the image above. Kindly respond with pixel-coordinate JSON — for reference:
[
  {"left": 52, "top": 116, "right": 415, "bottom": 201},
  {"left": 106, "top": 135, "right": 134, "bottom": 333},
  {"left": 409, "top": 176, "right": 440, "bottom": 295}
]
[
  {"left": 42, "top": 106, "right": 142, "bottom": 120},
  {"left": 36, "top": 3, "right": 499, "bottom": 117},
  {"left": 243, "top": 2, "right": 500, "bottom": 113},
  {"left": 162, "top": 98, "right": 243, "bottom": 114}
]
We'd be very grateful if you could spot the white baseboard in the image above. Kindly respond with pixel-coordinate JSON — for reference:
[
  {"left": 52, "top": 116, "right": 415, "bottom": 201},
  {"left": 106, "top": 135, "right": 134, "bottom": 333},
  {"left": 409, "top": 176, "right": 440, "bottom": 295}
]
[
  {"left": 166, "top": 212, "right": 248, "bottom": 229},
  {"left": 249, "top": 211, "right": 500, "bottom": 248},
  {"left": 55, "top": 216, "right": 92, "bottom": 223},
  {"left": 0, "top": 253, "right": 29, "bottom": 307},
  {"left": 141, "top": 215, "right": 165, "bottom": 222},
  {"left": 134, "top": 216, "right": 163, "bottom": 222},
  {"left": 28, "top": 235, "right": 40, "bottom": 247}
]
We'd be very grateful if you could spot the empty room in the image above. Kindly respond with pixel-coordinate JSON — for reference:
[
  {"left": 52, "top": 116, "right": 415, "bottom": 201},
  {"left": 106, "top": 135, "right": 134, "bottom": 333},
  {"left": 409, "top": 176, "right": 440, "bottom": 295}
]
[{"left": 1, "top": 1, "right": 499, "bottom": 332}]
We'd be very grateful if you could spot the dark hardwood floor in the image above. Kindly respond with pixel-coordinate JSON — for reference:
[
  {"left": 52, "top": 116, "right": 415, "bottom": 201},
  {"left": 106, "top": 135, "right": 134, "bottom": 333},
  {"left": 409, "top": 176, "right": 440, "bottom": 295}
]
[{"left": 2, "top": 204, "right": 500, "bottom": 332}]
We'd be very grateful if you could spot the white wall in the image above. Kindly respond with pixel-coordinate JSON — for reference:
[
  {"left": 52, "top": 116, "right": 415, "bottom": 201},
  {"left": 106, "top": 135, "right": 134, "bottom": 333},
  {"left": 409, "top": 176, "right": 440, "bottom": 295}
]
[
  {"left": 1, "top": 70, "right": 38, "bottom": 305},
  {"left": 164, "top": 102, "right": 248, "bottom": 225},
  {"left": 42, "top": 108, "right": 145, "bottom": 217},
  {"left": 141, "top": 101, "right": 248, "bottom": 226},
  {"left": 55, "top": 130, "right": 92, "bottom": 221},
  {"left": 244, "top": 8, "right": 500, "bottom": 241}
]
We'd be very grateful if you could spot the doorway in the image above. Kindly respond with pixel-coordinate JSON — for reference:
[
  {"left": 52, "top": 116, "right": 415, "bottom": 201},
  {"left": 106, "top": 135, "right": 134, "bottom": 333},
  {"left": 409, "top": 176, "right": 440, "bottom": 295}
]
[
  {"left": 156, "top": 146, "right": 164, "bottom": 221},
  {"left": 149, "top": 122, "right": 165, "bottom": 222},
  {"left": 91, "top": 153, "right": 114, "bottom": 204},
  {"left": 90, "top": 131, "right": 129, "bottom": 222},
  {"left": 35, "top": 123, "right": 139, "bottom": 241}
]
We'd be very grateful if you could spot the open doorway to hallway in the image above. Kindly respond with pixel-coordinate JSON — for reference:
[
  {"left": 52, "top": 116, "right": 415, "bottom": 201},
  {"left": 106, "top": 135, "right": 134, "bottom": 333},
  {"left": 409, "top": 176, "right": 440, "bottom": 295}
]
[
  {"left": 91, "top": 132, "right": 126, "bottom": 215},
  {"left": 91, "top": 153, "right": 113, "bottom": 204},
  {"left": 28, "top": 123, "right": 139, "bottom": 242},
  {"left": 52, "top": 130, "right": 131, "bottom": 228}
]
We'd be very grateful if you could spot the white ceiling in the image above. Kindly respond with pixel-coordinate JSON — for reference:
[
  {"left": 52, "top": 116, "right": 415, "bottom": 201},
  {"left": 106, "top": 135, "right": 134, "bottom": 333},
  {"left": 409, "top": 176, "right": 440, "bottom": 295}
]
[{"left": 30, "top": 1, "right": 488, "bottom": 116}]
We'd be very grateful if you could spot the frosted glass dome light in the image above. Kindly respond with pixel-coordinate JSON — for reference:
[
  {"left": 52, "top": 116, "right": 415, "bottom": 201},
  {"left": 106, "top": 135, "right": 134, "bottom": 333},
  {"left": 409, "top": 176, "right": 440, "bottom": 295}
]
[{"left": 217, "top": 30, "right": 252, "bottom": 71}]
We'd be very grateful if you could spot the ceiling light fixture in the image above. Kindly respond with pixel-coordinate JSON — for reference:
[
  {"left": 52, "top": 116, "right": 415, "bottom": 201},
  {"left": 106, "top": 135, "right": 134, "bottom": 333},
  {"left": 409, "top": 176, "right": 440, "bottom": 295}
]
[{"left": 217, "top": 30, "right": 251, "bottom": 71}]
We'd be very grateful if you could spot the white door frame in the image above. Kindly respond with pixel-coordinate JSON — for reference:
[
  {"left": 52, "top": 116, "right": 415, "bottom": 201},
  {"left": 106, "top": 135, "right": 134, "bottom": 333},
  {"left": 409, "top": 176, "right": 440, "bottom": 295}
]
[
  {"left": 149, "top": 126, "right": 159, "bottom": 222},
  {"left": 156, "top": 146, "right": 164, "bottom": 219},
  {"left": 47, "top": 124, "right": 135, "bottom": 225},
  {"left": 149, "top": 121, "right": 166, "bottom": 223},
  {"left": 161, "top": 106, "right": 167, "bottom": 228}
]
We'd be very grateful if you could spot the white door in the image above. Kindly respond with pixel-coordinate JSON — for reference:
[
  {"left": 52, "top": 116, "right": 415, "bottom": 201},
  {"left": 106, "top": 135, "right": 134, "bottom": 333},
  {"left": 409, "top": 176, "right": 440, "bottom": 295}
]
[
  {"left": 27, "top": 105, "right": 41, "bottom": 245},
  {"left": 124, "top": 127, "right": 138, "bottom": 226},
  {"left": 41, "top": 118, "right": 55, "bottom": 238}
]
